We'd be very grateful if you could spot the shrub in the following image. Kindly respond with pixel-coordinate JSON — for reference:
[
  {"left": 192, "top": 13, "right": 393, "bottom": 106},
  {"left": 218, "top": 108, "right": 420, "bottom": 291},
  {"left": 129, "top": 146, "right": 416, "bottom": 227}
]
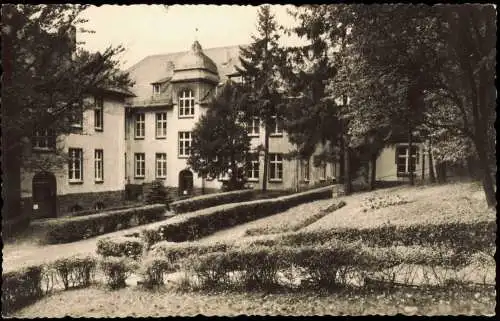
[
  {"left": 51, "top": 256, "right": 97, "bottom": 290},
  {"left": 100, "top": 257, "right": 138, "bottom": 290},
  {"left": 139, "top": 256, "right": 173, "bottom": 289},
  {"left": 169, "top": 189, "right": 256, "bottom": 214},
  {"left": 151, "top": 241, "right": 232, "bottom": 268},
  {"left": 65, "top": 203, "right": 143, "bottom": 218},
  {"left": 2, "top": 266, "right": 43, "bottom": 315},
  {"left": 96, "top": 237, "right": 144, "bottom": 260},
  {"left": 40, "top": 204, "right": 167, "bottom": 244},
  {"left": 144, "top": 185, "right": 333, "bottom": 244},
  {"left": 144, "top": 179, "right": 172, "bottom": 206}
]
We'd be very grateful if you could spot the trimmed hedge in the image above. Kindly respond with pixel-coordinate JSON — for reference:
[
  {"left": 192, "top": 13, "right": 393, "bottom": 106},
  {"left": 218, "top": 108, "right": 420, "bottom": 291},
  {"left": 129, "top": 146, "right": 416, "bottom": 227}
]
[
  {"left": 278, "top": 220, "right": 496, "bottom": 252},
  {"left": 142, "top": 185, "right": 333, "bottom": 245},
  {"left": 96, "top": 237, "right": 145, "bottom": 260},
  {"left": 38, "top": 204, "right": 167, "bottom": 244},
  {"left": 169, "top": 189, "right": 256, "bottom": 214},
  {"left": 2, "top": 266, "right": 43, "bottom": 315},
  {"left": 64, "top": 203, "right": 144, "bottom": 218}
]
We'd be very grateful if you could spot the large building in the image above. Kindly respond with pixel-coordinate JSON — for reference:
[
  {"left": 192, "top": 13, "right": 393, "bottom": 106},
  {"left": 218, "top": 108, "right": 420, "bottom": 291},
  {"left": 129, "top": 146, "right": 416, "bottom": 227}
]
[{"left": 19, "top": 40, "right": 434, "bottom": 219}]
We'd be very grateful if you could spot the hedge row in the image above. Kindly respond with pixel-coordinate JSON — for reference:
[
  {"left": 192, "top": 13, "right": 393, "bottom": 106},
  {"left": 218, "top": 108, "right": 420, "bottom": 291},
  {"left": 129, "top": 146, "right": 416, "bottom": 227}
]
[
  {"left": 169, "top": 189, "right": 256, "bottom": 214},
  {"left": 38, "top": 204, "right": 167, "bottom": 244},
  {"left": 142, "top": 186, "right": 334, "bottom": 245},
  {"left": 277, "top": 220, "right": 496, "bottom": 252},
  {"left": 2, "top": 256, "right": 137, "bottom": 315},
  {"left": 64, "top": 203, "right": 144, "bottom": 218},
  {"left": 96, "top": 237, "right": 145, "bottom": 260}
]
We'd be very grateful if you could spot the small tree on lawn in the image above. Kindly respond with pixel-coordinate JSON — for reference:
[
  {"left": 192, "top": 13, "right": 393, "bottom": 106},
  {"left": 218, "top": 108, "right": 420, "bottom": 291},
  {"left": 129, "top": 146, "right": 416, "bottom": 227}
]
[{"left": 187, "top": 81, "right": 251, "bottom": 191}]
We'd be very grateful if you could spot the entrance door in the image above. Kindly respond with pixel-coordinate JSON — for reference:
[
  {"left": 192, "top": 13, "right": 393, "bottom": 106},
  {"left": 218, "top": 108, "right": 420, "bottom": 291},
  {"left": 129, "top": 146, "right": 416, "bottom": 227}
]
[
  {"left": 32, "top": 172, "right": 57, "bottom": 218},
  {"left": 178, "top": 169, "right": 194, "bottom": 196}
]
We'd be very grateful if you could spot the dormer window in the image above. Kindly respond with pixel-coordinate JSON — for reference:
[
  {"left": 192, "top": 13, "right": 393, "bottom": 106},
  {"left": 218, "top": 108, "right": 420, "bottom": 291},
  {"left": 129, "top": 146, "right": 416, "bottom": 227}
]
[
  {"left": 153, "top": 84, "right": 161, "bottom": 96},
  {"left": 179, "top": 89, "right": 195, "bottom": 117}
]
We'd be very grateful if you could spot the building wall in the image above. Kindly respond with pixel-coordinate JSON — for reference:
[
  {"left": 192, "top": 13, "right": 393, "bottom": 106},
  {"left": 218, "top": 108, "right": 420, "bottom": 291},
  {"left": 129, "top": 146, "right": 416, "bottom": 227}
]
[{"left": 20, "top": 95, "right": 127, "bottom": 216}]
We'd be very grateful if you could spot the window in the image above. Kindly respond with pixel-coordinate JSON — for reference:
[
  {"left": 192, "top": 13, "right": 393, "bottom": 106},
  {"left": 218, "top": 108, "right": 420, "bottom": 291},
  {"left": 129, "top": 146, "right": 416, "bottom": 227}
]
[
  {"left": 178, "top": 89, "right": 195, "bottom": 117},
  {"left": 301, "top": 159, "right": 310, "bottom": 181},
  {"left": 247, "top": 117, "right": 260, "bottom": 137},
  {"left": 135, "top": 113, "right": 145, "bottom": 139},
  {"left": 246, "top": 153, "right": 260, "bottom": 181},
  {"left": 269, "top": 116, "right": 283, "bottom": 136},
  {"left": 319, "top": 162, "right": 327, "bottom": 180},
  {"left": 94, "top": 149, "right": 103, "bottom": 182},
  {"left": 396, "top": 145, "right": 419, "bottom": 177},
  {"left": 69, "top": 104, "right": 83, "bottom": 128},
  {"left": 68, "top": 148, "right": 83, "bottom": 182},
  {"left": 156, "top": 153, "right": 167, "bottom": 179},
  {"left": 178, "top": 131, "right": 192, "bottom": 157},
  {"left": 269, "top": 153, "right": 283, "bottom": 181},
  {"left": 124, "top": 153, "right": 127, "bottom": 179},
  {"left": 153, "top": 84, "right": 161, "bottom": 95},
  {"left": 33, "top": 129, "right": 56, "bottom": 150},
  {"left": 155, "top": 112, "right": 167, "bottom": 138},
  {"left": 94, "top": 96, "right": 103, "bottom": 131},
  {"left": 134, "top": 153, "right": 145, "bottom": 178}
]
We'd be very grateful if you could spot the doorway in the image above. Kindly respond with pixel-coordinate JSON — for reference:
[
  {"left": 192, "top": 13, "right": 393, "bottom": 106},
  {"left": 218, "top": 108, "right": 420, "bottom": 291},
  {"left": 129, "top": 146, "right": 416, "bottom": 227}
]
[
  {"left": 178, "top": 169, "right": 194, "bottom": 196},
  {"left": 32, "top": 172, "right": 57, "bottom": 218}
]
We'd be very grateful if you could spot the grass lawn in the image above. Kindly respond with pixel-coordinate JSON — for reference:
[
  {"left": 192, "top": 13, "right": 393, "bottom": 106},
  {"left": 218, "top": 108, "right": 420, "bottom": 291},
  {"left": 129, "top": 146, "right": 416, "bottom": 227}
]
[{"left": 12, "top": 284, "right": 495, "bottom": 317}]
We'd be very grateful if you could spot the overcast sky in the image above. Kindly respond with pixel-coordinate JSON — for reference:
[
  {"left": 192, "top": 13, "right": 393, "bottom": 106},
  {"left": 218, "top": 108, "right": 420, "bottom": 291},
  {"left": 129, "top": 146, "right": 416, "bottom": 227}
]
[{"left": 78, "top": 5, "right": 306, "bottom": 70}]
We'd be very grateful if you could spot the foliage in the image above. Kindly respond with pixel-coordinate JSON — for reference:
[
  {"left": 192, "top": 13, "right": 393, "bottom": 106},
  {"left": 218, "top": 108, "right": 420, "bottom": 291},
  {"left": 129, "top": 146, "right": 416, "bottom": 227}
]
[
  {"left": 144, "top": 180, "right": 171, "bottom": 205},
  {"left": 99, "top": 257, "right": 138, "bottom": 290},
  {"left": 96, "top": 237, "right": 144, "bottom": 260},
  {"left": 169, "top": 189, "right": 255, "bottom": 214},
  {"left": 361, "top": 194, "right": 408, "bottom": 212},
  {"left": 50, "top": 255, "right": 97, "bottom": 290},
  {"left": 41, "top": 204, "right": 166, "bottom": 244},
  {"left": 138, "top": 256, "right": 173, "bottom": 289},
  {"left": 2, "top": 266, "right": 43, "bottom": 315},
  {"left": 141, "top": 185, "right": 333, "bottom": 245},
  {"left": 188, "top": 82, "right": 251, "bottom": 190}
]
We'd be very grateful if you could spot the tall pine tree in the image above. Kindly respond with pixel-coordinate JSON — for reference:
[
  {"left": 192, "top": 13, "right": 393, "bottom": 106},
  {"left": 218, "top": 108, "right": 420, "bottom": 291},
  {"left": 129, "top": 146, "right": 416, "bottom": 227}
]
[{"left": 236, "top": 5, "right": 284, "bottom": 192}]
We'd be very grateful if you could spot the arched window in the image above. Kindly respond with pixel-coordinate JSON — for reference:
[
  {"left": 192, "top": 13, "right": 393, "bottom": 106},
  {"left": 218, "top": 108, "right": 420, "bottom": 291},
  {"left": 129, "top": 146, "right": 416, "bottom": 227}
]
[{"left": 178, "top": 89, "right": 195, "bottom": 117}]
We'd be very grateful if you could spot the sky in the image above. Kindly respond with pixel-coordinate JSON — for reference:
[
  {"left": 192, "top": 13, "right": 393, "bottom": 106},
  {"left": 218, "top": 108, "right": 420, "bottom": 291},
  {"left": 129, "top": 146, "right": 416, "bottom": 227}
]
[{"left": 78, "top": 5, "right": 306, "bottom": 70}]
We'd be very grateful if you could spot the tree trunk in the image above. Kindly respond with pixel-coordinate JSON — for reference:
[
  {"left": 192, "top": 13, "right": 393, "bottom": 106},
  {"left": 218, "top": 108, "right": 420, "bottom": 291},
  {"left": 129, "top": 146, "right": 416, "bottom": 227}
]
[
  {"left": 369, "top": 154, "right": 377, "bottom": 191},
  {"left": 338, "top": 132, "right": 345, "bottom": 184},
  {"left": 407, "top": 126, "right": 414, "bottom": 186},
  {"left": 421, "top": 146, "right": 425, "bottom": 183},
  {"left": 344, "top": 144, "right": 352, "bottom": 195},
  {"left": 428, "top": 141, "right": 436, "bottom": 183},
  {"left": 474, "top": 140, "right": 497, "bottom": 207},
  {"left": 2, "top": 137, "right": 23, "bottom": 222},
  {"left": 262, "top": 127, "right": 270, "bottom": 192}
]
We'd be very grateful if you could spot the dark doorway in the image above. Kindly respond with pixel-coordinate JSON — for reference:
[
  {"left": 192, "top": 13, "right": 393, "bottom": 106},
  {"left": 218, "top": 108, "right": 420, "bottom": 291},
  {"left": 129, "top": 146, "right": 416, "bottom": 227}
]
[
  {"left": 32, "top": 172, "right": 57, "bottom": 219},
  {"left": 178, "top": 169, "right": 194, "bottom": 196}
]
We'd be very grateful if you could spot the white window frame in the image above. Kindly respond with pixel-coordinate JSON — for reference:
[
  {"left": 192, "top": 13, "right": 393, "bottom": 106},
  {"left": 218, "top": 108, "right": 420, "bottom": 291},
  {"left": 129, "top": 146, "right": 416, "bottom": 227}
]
[
  {"left": 269, "top": 115, "right": 283, "bottom": 136},
  {"left": 319, "top": 162, "right": 327, "bottom": 181},
  {"left": 301, "top": 159, "right": 310, "bottom": 182},
  {"left": 269, "top": 153, "right": 283, "bottom": 182},
  {"left": 94, "top": 96, "right": 104, "bottom": 131},
  {"left": 155, "top": 112, "right": 167, "bottom": 138},
  {"left": 134, "top": 153, "right": 145, "bottom": 178},
  {"left": 153, "top": 84, "right": 161, "bottom": 95},
  {"left": 134, "top": 113, "right": 145, "bottom": 139},
  {"left": 178, "top": 89, "right": 195, "bottom": 118},
  {"left": 247, "top": 153, "right": 260, "bottom": 181},
  {"left": 33, "top": 129, "right": 56, "bottom": 150},
  {"left": 94, "top": 149, "right": 104, "bottom": 182},
  {"left": 248, "top": 117, "right": 260, "bottom": 137},
  {"left": 396, "top": 145, "right": 419, "bottom": 177},
  {"left": 156, "top": 153, "right": 167, "bottom": 179},
  {"left": 178, "top": 131, "right": 192, "bottom": 158},
  {"left": 70, "top": 105, "right": 83, "bottom": 129},
  {"left": 68, "top": 148, "right": 83, "bottom": 183}
]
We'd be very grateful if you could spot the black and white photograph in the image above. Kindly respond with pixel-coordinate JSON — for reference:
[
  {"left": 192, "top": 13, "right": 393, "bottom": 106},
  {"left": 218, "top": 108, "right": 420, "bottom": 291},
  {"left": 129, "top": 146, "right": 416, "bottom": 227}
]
[{"left": 1, "top": 3, "right": 496, "bottom": 317}]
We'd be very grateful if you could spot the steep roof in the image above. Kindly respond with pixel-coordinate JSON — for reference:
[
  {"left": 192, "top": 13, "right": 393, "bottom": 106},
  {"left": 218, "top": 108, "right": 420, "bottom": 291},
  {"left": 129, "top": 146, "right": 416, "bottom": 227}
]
[{"left": 127, "top": 44, "right": 244, "bottom": 103}]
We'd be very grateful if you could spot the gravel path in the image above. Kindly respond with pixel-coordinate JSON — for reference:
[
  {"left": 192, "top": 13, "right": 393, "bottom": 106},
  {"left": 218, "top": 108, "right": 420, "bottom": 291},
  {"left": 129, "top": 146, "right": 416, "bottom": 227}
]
[
  {"left": 2, "top": 212, "right": 177, "bottom": 273},
  {"left": 12, "top": 286, "right": 495, "bottom": 317}
]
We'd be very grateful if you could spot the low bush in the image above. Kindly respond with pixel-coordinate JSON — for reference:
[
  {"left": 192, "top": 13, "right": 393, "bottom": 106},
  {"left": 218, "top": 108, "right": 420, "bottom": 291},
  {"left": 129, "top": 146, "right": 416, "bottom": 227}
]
[
  {"left": 50, "top": 256, "right": 97, "bottom": 290},
  {"left": 150, "top": 241, "right": 232, "bottom": 267},
  {"left": 2, "top": 266, "right": 43, "bottom": 315},
  {"left": 100, "top": 257, "right": 138, "bottom": 290},
  {"left": 96, "top": 237, "right": 144, "bottom": 260},
  {"left": 143, "top": 185, "right": 333, "bottom": 245},
  {"left": 39, "top": 204, "right": 167, "bottom": 244},
  {"left": 138, "top": 256, "right": 174, "bottom": 289},
  {"left": 169, "top": 189, "right": 256, "bottom": 214},
  {"left": 278, "top": 220, "right": 496, "bottom": 251},
  {"left": 144, "top": 179, "right": 172, "bottom": 206},
  {"left": 64, "top": 202, "right": 143, "bottom": 218}
]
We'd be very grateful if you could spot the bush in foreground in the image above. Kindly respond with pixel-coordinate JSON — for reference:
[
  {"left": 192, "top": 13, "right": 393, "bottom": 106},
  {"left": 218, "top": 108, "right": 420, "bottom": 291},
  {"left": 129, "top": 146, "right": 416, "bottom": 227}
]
[
  {"left": 2, "top": 266, "right": 43, "bottom": 315},
  {"left": 51, "top": 256, "right": 97, "bottom": 290},
  {"left": 100, "top": 257, "right": 138, "bottom": 290},
  {"left": 39, "top": 204, "right": 167, "bottom": 244},
  {"left": 138, "top": 256, "right": 173, "bottom": 289}
]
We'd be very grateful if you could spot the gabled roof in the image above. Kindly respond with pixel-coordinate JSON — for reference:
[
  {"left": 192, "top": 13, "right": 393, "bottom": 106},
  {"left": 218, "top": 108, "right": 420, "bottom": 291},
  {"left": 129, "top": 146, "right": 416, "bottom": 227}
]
[{"left": 126, "top": 44, "right": 245, "bottom": 103}]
